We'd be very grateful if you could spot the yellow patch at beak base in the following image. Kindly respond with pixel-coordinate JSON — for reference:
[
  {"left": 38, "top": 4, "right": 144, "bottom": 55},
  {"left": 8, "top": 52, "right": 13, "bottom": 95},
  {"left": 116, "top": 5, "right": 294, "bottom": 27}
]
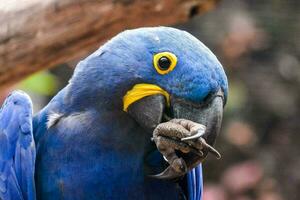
[{"left": 123, "top": 83, "right": 170, "bottom": 112}]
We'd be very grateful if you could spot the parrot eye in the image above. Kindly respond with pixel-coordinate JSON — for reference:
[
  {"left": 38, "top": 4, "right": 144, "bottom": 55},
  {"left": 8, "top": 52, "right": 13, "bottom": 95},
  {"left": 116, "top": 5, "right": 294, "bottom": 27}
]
[
  {"left": 153, "top": 52, "right": 177, "bottom": 75},
  {"left": 158, "top": 57, "right": 171, "bottom": 70}
]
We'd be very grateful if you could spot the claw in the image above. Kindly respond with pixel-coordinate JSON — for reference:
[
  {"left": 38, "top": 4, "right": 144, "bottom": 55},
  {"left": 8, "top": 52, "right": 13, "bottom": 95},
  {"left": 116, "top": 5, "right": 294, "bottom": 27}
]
[
  {"left": 199, "top": 138, "right": 221, "bottom": 159},
  {"left": 163, "top": 156, "right": 168, "bottom": 162},
  {"left": 149, "top": 158, "right": 187, "bottom": 179},
  {"left": 181, "top": 125, "right": 206, "bottom": 141}
]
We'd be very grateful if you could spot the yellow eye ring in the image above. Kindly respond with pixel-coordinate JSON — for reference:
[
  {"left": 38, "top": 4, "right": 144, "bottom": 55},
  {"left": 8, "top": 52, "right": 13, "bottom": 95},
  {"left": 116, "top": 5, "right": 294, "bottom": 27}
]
[{"left": 153, "top": 52, "right": 177, "bottom": 75}]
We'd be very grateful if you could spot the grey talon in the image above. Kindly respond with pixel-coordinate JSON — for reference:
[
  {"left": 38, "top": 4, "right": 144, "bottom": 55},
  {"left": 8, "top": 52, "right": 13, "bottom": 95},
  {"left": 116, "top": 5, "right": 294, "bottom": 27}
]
[{"left": 181, "top": 126, "right": 206, "bottom": 141}]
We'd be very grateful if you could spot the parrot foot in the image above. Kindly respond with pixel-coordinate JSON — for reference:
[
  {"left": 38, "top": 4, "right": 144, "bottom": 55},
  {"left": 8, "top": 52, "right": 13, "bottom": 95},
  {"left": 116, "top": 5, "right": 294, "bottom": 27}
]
[{"left": 151, "top": 119, "right": 221, "bottom": 179}]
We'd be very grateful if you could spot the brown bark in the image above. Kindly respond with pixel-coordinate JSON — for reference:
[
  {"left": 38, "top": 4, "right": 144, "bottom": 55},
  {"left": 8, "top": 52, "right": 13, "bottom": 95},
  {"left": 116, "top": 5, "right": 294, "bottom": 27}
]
[{"left": 0, "top": 0, "right": 220, "bottom": 88}]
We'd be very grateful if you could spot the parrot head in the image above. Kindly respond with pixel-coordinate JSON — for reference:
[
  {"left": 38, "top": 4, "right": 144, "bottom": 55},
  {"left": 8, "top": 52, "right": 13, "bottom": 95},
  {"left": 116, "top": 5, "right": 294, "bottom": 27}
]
[{"left": 69, "top": 27, "right": 228, "bottom": 179}]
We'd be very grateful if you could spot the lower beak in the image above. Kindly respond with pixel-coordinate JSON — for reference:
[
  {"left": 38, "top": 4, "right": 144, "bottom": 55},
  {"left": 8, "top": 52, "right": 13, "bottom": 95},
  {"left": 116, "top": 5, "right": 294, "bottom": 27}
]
[
  {"left": 127, "top": 94, "right": 167, "bottom": 132},
  {"left": 126, "top": 88, "right": 225, "bottom": 179}
]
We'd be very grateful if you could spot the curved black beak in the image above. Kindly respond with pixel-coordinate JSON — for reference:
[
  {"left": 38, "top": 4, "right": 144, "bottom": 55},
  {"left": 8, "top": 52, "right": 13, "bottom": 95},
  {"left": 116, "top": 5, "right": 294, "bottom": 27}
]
[
  {"left": 171, "top": 89, "right": 224, "bottom": 147},
  {"left": 127, "top": 89, "right": 225, "bottom": 179}
]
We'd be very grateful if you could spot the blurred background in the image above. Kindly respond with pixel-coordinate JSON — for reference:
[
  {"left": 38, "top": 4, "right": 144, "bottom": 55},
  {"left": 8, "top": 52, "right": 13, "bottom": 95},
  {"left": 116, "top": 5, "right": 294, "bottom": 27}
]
[{"left": 1, "top": 0, "right": 299, "bottom": 199}]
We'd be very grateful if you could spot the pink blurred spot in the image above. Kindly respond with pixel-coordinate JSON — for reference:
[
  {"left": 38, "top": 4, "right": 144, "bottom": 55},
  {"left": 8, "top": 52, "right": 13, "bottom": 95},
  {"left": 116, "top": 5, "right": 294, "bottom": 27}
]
[
  {"left": 221, "top": 160, "right": 264, "bottom": 194},
  {"left": 203, "top": 184, "right": 228, "bottom": 200}
]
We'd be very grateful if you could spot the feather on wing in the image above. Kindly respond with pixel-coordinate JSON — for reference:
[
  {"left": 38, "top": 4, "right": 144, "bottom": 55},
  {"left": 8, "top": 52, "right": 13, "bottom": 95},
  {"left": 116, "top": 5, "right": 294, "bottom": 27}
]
[{"left": 0, "top": 91, "right": 36, "bottom": 200}]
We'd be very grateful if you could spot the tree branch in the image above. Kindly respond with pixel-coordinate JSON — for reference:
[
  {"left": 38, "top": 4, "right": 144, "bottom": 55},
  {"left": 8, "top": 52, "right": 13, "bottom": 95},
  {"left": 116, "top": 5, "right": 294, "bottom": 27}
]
[{"left": 0, "top": 0, "right": 220, "bottom": 88}]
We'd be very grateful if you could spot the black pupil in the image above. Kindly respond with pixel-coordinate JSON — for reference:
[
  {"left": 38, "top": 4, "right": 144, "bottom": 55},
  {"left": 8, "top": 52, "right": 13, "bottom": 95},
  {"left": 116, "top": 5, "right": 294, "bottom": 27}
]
[{"left": 158, "top": 56, "right": 171, "bottom": 70}]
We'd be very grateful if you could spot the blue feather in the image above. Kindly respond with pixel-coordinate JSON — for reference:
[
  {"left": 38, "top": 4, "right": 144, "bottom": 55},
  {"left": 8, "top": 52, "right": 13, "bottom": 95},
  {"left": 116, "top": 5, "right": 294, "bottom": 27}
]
[{"left": 0, "top": 91, "right": 36, "bottom": 200}]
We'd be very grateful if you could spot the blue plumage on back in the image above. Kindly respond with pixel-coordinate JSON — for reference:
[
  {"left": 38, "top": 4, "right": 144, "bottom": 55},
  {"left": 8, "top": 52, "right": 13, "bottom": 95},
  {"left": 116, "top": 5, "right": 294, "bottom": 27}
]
[{"left": 0, "top": 91, "right": 36, "bottom": 200}]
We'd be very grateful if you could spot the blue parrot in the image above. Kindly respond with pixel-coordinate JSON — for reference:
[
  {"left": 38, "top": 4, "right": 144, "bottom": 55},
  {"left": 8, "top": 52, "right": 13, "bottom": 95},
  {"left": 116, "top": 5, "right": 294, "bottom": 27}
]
[{"left": 0, "top": 27, "right": 228, "bottom": 200}]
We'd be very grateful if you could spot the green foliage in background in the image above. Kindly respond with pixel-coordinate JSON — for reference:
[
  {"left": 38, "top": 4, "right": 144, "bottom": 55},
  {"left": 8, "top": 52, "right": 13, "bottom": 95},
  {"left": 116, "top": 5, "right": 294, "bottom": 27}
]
[{"left": 18, "top": 71, "right": 58, "bottom": 96}]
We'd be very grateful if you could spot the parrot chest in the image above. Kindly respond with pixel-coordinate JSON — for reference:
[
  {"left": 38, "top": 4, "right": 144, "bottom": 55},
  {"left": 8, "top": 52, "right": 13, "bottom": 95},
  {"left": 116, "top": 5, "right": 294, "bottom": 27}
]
[{"left": 35, "top": 111, "right": 182, "bottom": 200}]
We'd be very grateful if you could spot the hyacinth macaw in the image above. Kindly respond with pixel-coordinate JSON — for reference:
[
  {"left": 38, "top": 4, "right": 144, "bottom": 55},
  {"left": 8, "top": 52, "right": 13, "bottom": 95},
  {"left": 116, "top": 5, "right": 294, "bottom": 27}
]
[{"left": 0, "top": 27, "right": 228, "bottom": 200}]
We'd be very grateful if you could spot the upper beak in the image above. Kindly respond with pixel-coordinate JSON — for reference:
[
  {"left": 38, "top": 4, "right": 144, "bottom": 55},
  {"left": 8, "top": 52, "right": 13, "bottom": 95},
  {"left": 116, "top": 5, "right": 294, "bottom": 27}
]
[
  {"left": 171, "top": 89, "right": 224, "bottom": 147},
  {"left": 125, "top": 85, "right": 225, "bottom": 178}
]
